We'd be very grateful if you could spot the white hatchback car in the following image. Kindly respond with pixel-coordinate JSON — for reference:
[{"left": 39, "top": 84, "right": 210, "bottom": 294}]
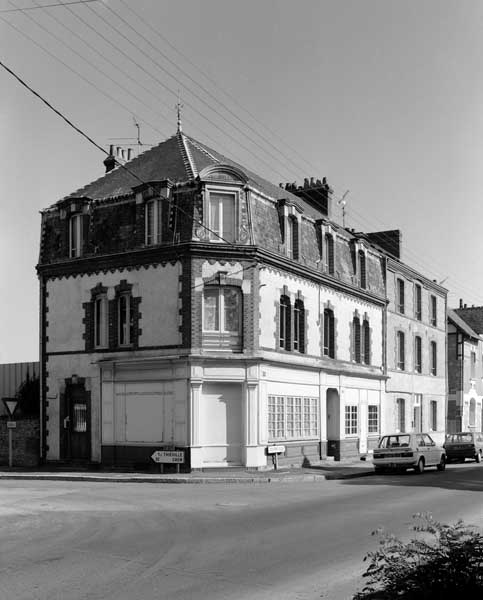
[{"left": 372, "top": 433, "right": 446, "bottom": 474}]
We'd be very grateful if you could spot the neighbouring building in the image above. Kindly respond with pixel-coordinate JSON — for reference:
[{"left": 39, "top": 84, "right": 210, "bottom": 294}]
[
  {"left": 447, "top": 304, "right": 483, "bottom": 432},
  {"left": 383, "top": 256, "right": 447, "bottom": 445},
  {"left": 0, "top": 361, "right": 39, "bottom": 416}
]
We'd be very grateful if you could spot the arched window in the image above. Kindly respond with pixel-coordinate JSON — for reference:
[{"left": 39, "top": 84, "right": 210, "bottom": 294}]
[
  {"left": 362, "top": 319, "right": 370, "bottom": 364},
  {"left": 353, "top": 316, "right": 361, "bottom": 363},
  {"left": 358, "top": 250, "right": 366, "bottom": 289},
  {"left": 324, "top": 234, "right": 334, "bottom": 274},
  {"left": 279, "top": 295, "right": 291, "bottom": 350},
  {"left": 396, "top": 398, "right": 406, "bottom": 432},
  {"left": 323, "top": 308, "right": 335, "bottom": 358},
  {"left": 293, "top": 299, "right": 305, "bottom": 353}
]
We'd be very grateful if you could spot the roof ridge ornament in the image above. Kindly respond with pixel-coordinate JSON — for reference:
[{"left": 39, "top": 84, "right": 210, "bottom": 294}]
[{"left": 176, "top": 90, "right": 183, "bottom": 133}]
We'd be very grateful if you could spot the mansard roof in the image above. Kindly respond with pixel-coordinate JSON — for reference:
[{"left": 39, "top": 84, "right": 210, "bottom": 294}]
[
  {"left": 59, "top": 131, "right": 321, "bottom": 215},
  {"left": 448, "top": 309, "right": 481, "bottom": 340}
]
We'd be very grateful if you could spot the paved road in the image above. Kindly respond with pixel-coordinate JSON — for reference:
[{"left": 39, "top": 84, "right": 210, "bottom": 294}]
[{"left": 1, "top": 463, "right": 483, "bottom": 600}]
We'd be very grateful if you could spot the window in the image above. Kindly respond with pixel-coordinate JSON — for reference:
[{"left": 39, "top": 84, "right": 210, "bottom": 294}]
[
  {"left": 358, "top": 250, "right": 366, "bottom": 289},
  {"left": 69, "top": 214, "right": 83, "bottom": 258},
  {"left": 118, "top": 293, "right": 133, "bottom": 346},
  {"left": 279, "top": 295, "right": 291, "bottom": 350},
  {"left": 415, "top": 284, "right": 422, "bottom": 320},
  {"left": 397, "top": 331, "right": 405, "bottom": 370},
  {"left": 94, "top": 294, "right": 108, "bottom": 348},
  {"left": 413, "top": 394, "right": 422, "bottom": 432},
  {"left": 285, "top": 217, "right": 299, "bottom": 260},
  {"left": 430, "top": 400, "right": 437, "bottom": 431},
  {"left": 203, "top": 287, "right": 241, "bottom": 333},
  {"left": 353, "top": 317, "right": 361, "bottom": 363},
  {"left": 345, "top": 405, "right": 358, "bottom": 435},
  {"left": 323, "top": 308, "right": 335, "bottom": 358},
  {"left": 293, "top": 299, "right": 305, "bottom": 353},
  {"left": 430, "top": 295, "right": 437, "bottom": 326},
  {"left": 362, "top": 319, "right": 370, "bottom": 364},
  {"left": 268, "top": 395, "right": 318, "bottom": 440},
  {"left": 368, "top": 405, "right": 379, "bottom": 434},
  {"left": 145, "top": 198, "right": 162, "bottom": 245},
  {"left": 324, "top": 234, "right": 334, "bottom": 274},
  {"left": 469, "top": 398, "right": 476, "bottom": 427},
  {"left": 397, "top": 278, "right": 405, "bottom": 314},
  {"left": 471, "top": 351, "right": 476, "bottom": 379},
  {"left": 430, "top": 341, "right": 437, "bottom": 375},
  {"left": 414, "top": 336, "right": 422, "bottom": 373},
  {"left": 208, "top": 191, "right": 236, "bottom": 243},
  {"left": 396, "top": 398, "right": 406, "bottom": 432}
]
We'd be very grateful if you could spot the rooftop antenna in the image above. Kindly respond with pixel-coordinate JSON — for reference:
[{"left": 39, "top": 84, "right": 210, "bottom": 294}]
[
  {"left": 338, "top": 190, "right": 349, "bottom": 227},
  {"left": 176, "top": 90, "right": 183, "bottom": 133},
  {"left": 132, "top": 115, "right": 141, "bottom": 146}
]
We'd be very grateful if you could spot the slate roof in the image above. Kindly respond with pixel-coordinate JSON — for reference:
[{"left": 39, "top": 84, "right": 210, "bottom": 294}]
[
  {"left": 60, "top": 131, "right": 322, "bottom": 218},
  {"left": 453, "top": 307, "right": 483, "bottom": 337}
]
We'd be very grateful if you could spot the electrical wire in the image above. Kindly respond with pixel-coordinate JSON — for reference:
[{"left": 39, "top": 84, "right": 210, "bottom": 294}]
[{"left": 0, "top": 0, "right": 99, "bottom": 12}]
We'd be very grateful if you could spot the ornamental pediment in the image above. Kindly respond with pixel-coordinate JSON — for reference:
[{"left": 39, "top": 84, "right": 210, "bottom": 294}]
[{"left": 198, "top": 164, "right": 248, "bottom": 184}]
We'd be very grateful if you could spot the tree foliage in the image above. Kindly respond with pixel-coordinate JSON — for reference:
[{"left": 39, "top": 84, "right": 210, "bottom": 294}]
[
  {"left": 16, "top": 372, "right": 40, "bottom": 417},
  {"left": 353, "top": 513, "right": 483, "bottom": 599}
]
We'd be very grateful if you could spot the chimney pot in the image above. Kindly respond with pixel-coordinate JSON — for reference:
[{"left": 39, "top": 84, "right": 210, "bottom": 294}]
[
  {"left": 304, "top": 178, "right": 310, "bottom": 188},
  {"left": 316, "top": 178, "right": 322, "bottom": 186},
  {"left": 310, "top": 177, "right": 315, "bottom": 186},
  {"left": 322, "top": 177, "right": 327, "bottom": 185},
  {"left": 116, "top": 146, "right": 121, "bottom": 157},
  {"left": 465, "top": 304, "right": 468, "bottom": 308},
  {"left": 459, "top": 298, "right": 463, "bottom": 308},
  {"left": 109, "top": 144, "right": 114, "bottom": 155},
  {"left": 127, "top": 148, "right": 132, "bottom": 161}
]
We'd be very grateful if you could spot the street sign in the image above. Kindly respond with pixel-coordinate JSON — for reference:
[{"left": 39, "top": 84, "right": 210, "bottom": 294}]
[
  {"left": 7, "top": 421, "right": 16, "bottom": 429},
  {"left": 2, "top": 398, "right": 18, "bottom": 418},
  {"left": 151, "top": 450, "right": 184, "bottom": 464},
  {"left": 267, "top": 445, "right": 285, "bottom": 454}
]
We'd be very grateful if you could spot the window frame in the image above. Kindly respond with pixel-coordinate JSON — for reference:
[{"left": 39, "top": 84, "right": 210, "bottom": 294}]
[
  {"left": 268, "top": 395, "right": 319, "bottom": 441},
  {"left": 430, "top": 295, "right": 437, "bottom": 327},
  {"left": 396, "top": 278, "right": 405, "bottom": 314},
  {"left": 396, "top": 398, "right": 406, "bottom": 433},
  {"left": 202, "top": 286, "right": 242, "bottom": 335},
  {"left": 414, "top": 283, "right": 422, "bottom": 320},
  {"left": 94, "top": 294, "right": 108, "bottom": 349},
  {"left": 145, "top": 197, "right": 162, "bottom": 246},
  {"left": 368, "top": 405, "right": 379, "bottom": 434},
  {"left": 362, "top": 319, "right": 370, "bottom": 365},
  {"left": 353, "top": 316, "right": 361, "bottom": 363},
  {"left": 279, "top": 295, "right": 291, "bottom": 351},
  {"left": 344, "top": 405, "right": 358, "bottom": 436},
  {"left": 293, "top": 299, "right": 305, "bottom": 353},
  {"left": 430, "top": 341, "right": 437, "bottom": 376},
  {"left": 324, "top": 233, "right": 335, "bottom": 274},
  {"left": 358, "top": 250, "right": 366, "bottom": 289},
  {"left": 397, "top": 330, "right": 405, "bottom": 370},
  {"left": 323, "top": 308, "right": 335, "bottom": 358},
  {"left": 206, "top": 186, "right": 238, "bottom": 244},
  {"left": 414, "top": 335, "right": 422, "bottom": 373},
  {"left": 430, "top": 400, "right": 438, "bottom": 432},
  {"left": 69, "top": 213, "right": 83, "bottom": 258},
  {"left": 118, "top": 292, "right": 132, "bottom": 347}
]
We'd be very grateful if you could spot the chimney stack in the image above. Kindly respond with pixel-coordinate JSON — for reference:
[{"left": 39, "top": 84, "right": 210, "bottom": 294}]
[
  {"left": 103, "top": 145, "right": 116, "bottom": 173},
  {"left": 459, "top": 298, "right": 463, "bottom": 308}
]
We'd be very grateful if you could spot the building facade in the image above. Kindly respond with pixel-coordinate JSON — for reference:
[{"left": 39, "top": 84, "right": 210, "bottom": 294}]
[
  {"left": 384, "top": 258, "right": 447, "bottom": 445},
  {"left": 447, "top": 306, "right": 483, "bottom": 432},
  {"left": 38, "top": 130, "right": 395, "bottom": 469}
]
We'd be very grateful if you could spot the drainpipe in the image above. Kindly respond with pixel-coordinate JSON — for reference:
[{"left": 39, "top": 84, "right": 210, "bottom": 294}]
[{"left": 38, "top": 271, "right": 46, "bottom": 462}]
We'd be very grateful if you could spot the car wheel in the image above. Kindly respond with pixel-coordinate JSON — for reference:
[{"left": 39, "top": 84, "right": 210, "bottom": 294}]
[
  {"left": 415, "top": 458, "right": 425, "bottom": 474},
  {"left": 437, "top": 455, "right": 446, "bottom": 471},
  {"left": 476, "top": 451, "right": 481, "bottom": 464}
]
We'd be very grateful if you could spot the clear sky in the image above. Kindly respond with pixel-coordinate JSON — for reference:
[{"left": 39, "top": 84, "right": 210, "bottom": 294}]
[{"left": 1, "top": 0, "right": 483, "bottom": 363}]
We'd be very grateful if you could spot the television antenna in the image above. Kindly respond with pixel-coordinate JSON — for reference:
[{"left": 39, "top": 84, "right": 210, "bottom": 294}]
[{"left": 338, "top": 190, "right": 349, "bottom": 227}]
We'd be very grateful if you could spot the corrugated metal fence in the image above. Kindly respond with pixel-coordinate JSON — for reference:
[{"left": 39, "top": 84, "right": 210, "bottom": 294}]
[{"left": 0, "top": 362, "right": 39, "bottom": 415}]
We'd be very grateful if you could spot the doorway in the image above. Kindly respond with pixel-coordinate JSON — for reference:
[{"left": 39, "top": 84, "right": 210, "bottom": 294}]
[{"left": 61, "top": 382, "right": 91, "bottom": 461}]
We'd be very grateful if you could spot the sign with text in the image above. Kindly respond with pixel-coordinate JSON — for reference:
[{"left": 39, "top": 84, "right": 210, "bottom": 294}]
[
  {"left": 151, "top": 450, "right": 184, "bottom": 464},
  {"left": 7, "top": 421, "right": 16, "bottom": 429},
  {"left": 267, "top": 445, "right": 286, "bottom": 454}
]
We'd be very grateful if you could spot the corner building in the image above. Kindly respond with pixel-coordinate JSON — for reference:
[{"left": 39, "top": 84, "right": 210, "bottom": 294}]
[{"left": 38, "top": 130, "right": 390, "bottom": 469}]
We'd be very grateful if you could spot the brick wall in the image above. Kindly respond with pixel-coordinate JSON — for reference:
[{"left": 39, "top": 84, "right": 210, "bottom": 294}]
[{"left": 0, "top": 417, "right": 40, "bottom": 467}]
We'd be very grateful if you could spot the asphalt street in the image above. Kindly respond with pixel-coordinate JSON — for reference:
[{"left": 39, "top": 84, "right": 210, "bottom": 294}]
[{"left": 1, "top": 463, "right": 483, "bottom": 600}]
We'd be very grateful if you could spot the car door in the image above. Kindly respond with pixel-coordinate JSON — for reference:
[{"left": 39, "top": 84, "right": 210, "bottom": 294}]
[
  {"left": 415, "top": 434, "right": 427, "bottom": 463},
  {"left": 423, "top": 434, "right": 438, "bottom": 464}
]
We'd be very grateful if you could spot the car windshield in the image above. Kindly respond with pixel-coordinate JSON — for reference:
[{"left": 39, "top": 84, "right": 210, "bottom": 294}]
[
  {"left": 378, "top": 435, "right": 411, "bottom": 449},
  {"left": 446, "top": 433, "right": 473, "bottom": 443}
]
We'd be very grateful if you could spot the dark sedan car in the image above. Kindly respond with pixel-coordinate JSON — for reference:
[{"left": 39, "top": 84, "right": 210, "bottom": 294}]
[{"left": 444, "top": 432, "right": 483, "bottom": 463}]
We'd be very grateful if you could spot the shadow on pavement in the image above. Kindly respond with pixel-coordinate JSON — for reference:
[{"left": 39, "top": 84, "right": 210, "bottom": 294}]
[{"left": 340, "top": 464, "right": 483, "bottom": 492}]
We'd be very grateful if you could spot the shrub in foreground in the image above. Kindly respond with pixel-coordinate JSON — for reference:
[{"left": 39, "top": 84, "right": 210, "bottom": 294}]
[{"left": 353, "top": 513, "right": 483, "bottom": 599}]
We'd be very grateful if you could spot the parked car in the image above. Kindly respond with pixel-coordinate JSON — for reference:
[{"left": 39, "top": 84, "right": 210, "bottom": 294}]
[
  {"left": 372, "top": 433, "right": 446, "bottom": 474},
  {"left": 443, "top": 432, "right": 483, "bottom": 463}
]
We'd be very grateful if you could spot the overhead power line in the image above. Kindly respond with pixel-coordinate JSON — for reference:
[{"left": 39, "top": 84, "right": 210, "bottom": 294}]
[{"left": 0, "top": 0, "right": 99, "bottom": 12}]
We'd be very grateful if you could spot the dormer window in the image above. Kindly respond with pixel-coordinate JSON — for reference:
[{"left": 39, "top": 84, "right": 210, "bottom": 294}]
[
  {"left": 324, "top": 233, "right": 334, "bottom": 274},
  {"left": 285, "top": 216, "right": 299, "bottom": 260},
  {"left": 358, "top": 250, "right": 366, "bottom": 289},
  {"left": 69, "top": 213, "right": 83, "bottom": 257},
  {"left": 145, "top": 198, "right": 162, "bottom": 245},
  {"left": 208, "top": 191, "right": 236, "bottom": 243}
]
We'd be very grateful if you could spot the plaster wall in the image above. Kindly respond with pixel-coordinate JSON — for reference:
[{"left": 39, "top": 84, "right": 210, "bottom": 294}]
[{"left": 46, "top": 262, "right": 182, "bottom": 353}]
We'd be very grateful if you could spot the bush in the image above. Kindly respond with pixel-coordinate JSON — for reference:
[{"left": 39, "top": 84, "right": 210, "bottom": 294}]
[
  {"left": 353, "top": 513, "right": 483, "bottom": 599},
  {"left": 16, "top": 373, "right": 40, "bottom": 417}
]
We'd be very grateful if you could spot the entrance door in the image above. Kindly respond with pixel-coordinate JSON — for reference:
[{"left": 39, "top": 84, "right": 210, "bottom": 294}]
[{"left": 65, "top": 384, "right": 91, "bottom": 460}]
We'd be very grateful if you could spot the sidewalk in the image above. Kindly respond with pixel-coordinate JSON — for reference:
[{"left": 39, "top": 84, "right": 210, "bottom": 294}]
[{"left": 0, "top": 459, "right": 375, "bottom": 484}]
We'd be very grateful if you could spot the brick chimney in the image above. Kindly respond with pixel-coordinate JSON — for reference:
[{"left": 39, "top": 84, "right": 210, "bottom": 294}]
[{"left": 290, "top": 176, "right": 333, "bottom": 218}]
